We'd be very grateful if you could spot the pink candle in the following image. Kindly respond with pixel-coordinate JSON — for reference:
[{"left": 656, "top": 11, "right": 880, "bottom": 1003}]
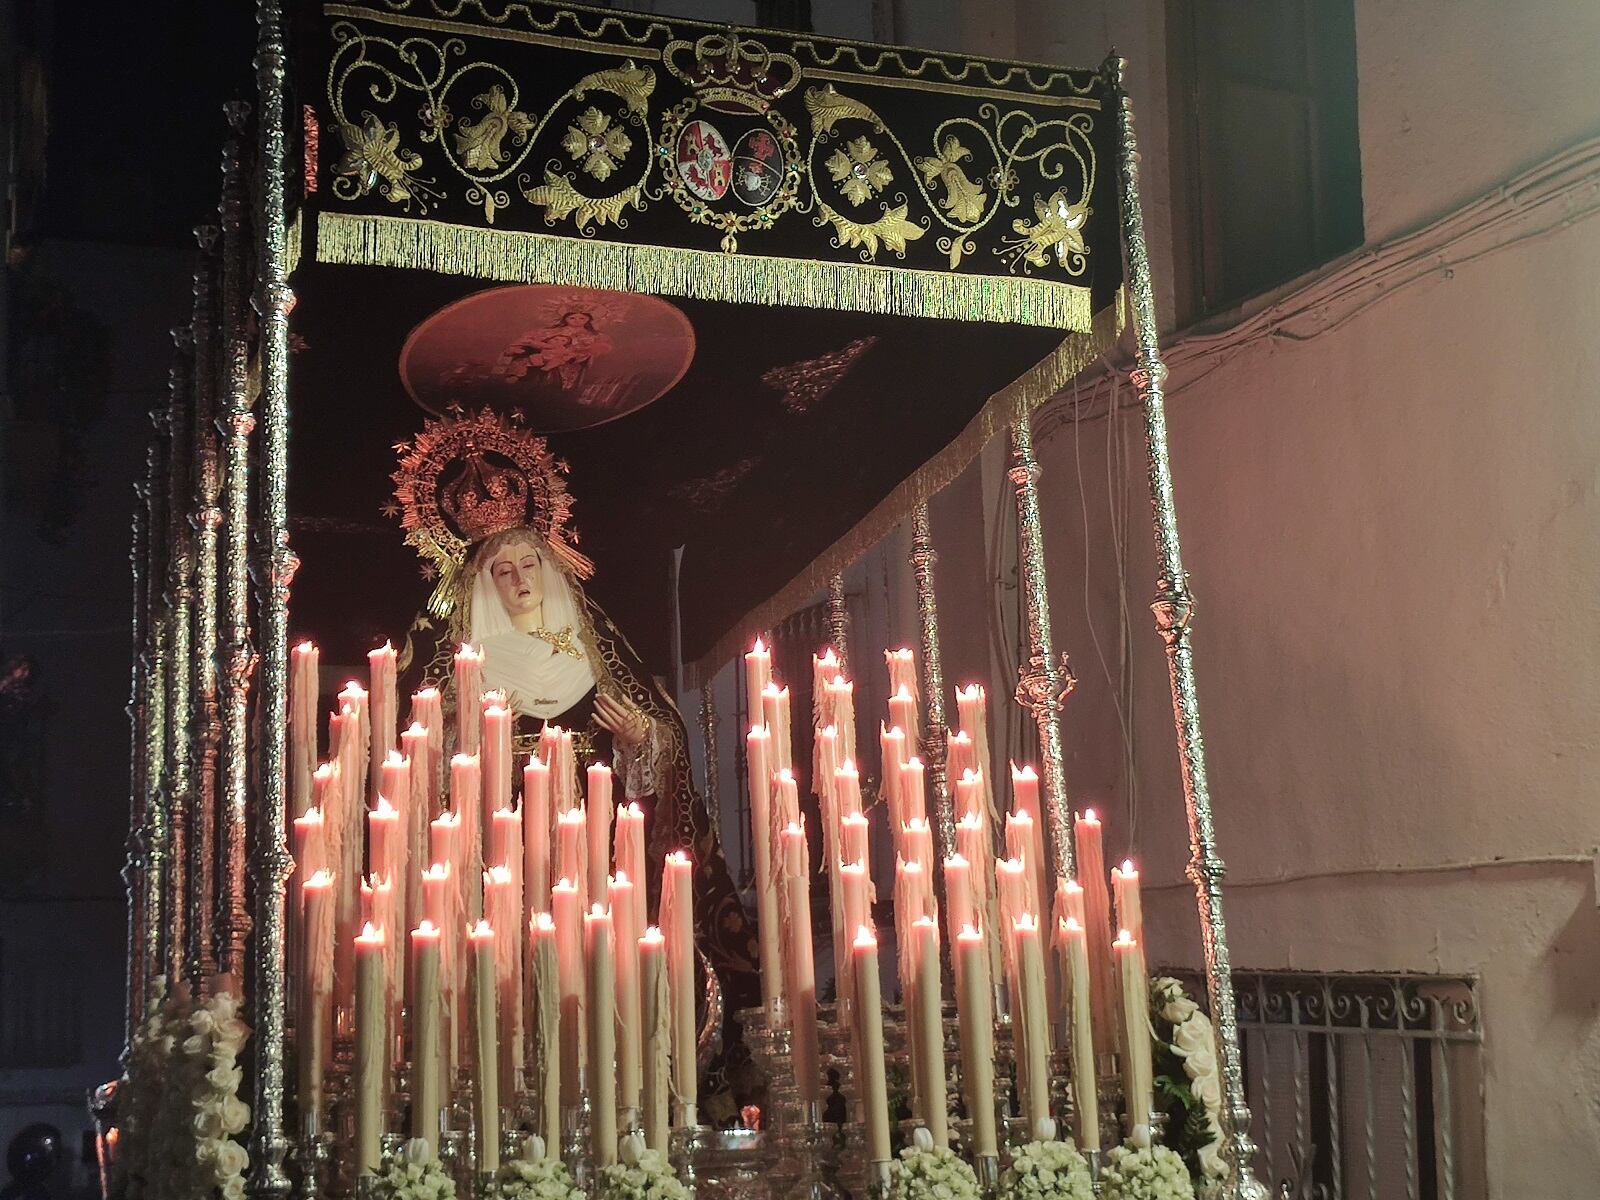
[
  {"left": 529, "top": 913, "right": 561, "bottom": 1153},
  {"left": 811, "top": 648, "right": 841, "bottom": 712},
  {"left": 744, "top": 638, "right": 772, "bottom": 715},
  {"left": 942, "top": 853, "right": 974, "bottom": 955},
  {"left": 482, "top": 704, "right": 513, "bottom": 831},
  {"left": 556, "top": 808, "right": 587, "bottom": 915},
  {"left": 1075, "top": 808, "right": 1116, "bottom": 1061},
  {"left": 483, "top": 867, "right": 523, "bottom": 1102},
  {"left": 659, "top": 850, "right": 696, "bottom": 1125},
  {"left": 409, "top": 921, "right": 443, "bottom": 1142},
  {"left": 814, "top": 724, "right": 840, "bottom": 805},
  {"left": 523, "top": 757, "right": 551, "bottom": 920},
  {"left": 551, "top": 878, "right": 584, "bottom": 1105},
  {"left": 298, "top": 869, "right": 335, "bottom": 1129},
  {"left": 955, "top": 684, "right": 991, "bottom": 781},
  {"left": 946, "top": 731, "right": 975, "bottom": 793},
  {"left": 454, "top": 645, "right": 483, "bottom": 754},
  {"left": 610, "top": 871, "right": 641, "bottom": 1114},
  {"left": 410, "top": 688, "right": 444, "bottom": 813},
  {"left": 613, "top": 803, "right": 647, "bottom": 936},
  {"left": 745, "top": 725, "right": 781, "bottom": 1019},
  {"left": 639, "top": 926, "right": 669, "bottom": 1151},
  {"left": 367, "top": 796, "right": 401, "bottom": 889},
  {"left": 835, "top": 760, "right": 864, "bottom": 820},
  {"left": 489, "top": 807, "right": 522, "bottom": 875},
  {"left": 900, "top": 757, "right": 928, "bottom": 826},
  {"left": 780, "top": 821, "right": 821, "bottom": 1112},
  {"left": 584, "top": 904, "right": 619, "bottom": 1166},
  {"left": 1060, "top": 916, "right": 1100, "bottom": 1149},
  {"left": 889, "top": 684, "right": 919, "bottom": 748},
  {"left": 910, "top": 915, "right": 948, "bottom": 1147},
  {"left": 761, "top": 684, "right": 793, "bottom": 774},
  {"left": 451, "top": 753, "right": 483, "bottom": 921},
  {"left": 1006, "top": 811, "right": 1046, "bottom": 928},
  {"left": 1115, "top": 929, "right": 1152, "bottom": 1134},
  {"left": 586, "top": 762, "right": 614, "bottom": 900},
  {"left": 292, "top": 806, "right": 327, "bottom": 880},
  {"left": 552, "top": 728, "right": 578, "bottom": 814},
  {"left": 901, "top": 817, "right": 934, "bottom": 877},
  {"left": 840, "top": 860, "right": 870, "bottom": 944},
  {"left": 884, "top": 648, "right": 916, "bottom": 698},
  {"left": 840, "top": 813, "right": 871, "bottom": 878},
  {"left": 368, "top": 643, "right": 398, "bottom": 803},
  {"left": 825, "top": 675, "right": 857, "bottom": 761},
  {"left": 852, "top": 923, "right": 892, "bottom": 1163},
  {"left": 289, "top": 641, "right": 320, "bottom": 817},
  {"left": 1112, "top": 859, "right": 1144, "bottom": 948},
  {"left": 1013, "top": 913, "right": 1052, "bottom": 1133},
  {"left": 954, "top": 768, "right": 986, "bottom": 825},
  {"left": 355, "top": 922, "right": 390, "bottom": 1175},
  {"left": 773, "top": 768, "right": 801, "bottom": 835},
  {"left": 879, "top": 725, "right": 908, "bottom": 824}
]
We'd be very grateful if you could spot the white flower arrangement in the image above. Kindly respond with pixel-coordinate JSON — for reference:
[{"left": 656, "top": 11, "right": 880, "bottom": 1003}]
[
  {"left": 884, "top": 1127, "right": 983, "bottom": 1200},
  {"left": 594, "top": 1133, "right": 690, "bottom": 1200},
  {"left": 997, "top": 1121, "right": 1094, "bottom": 1200},
  {"left": 187, "top": 989, "right": 254, "bottom": 1200},
  {"left": 368, "top": 1139, "right": 459, "bottom": 1200},
  {"left": 1100, "top": 1143, "right": 1196, "bottom": 1200},
  {"left": 115, "top": 982, "right": 253, "bottom": 1200},
  {"left": 492, "top": 1137, "right": 583, "bottom": 1200},
  {"left": 1150, "top": 977, "right": 1227, "bottom": 1183}
]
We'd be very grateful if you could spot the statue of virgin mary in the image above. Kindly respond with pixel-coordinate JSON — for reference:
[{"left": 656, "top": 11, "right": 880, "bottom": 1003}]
[{"left": 391, "top": 409, "right": 760, "bottom": 1045}]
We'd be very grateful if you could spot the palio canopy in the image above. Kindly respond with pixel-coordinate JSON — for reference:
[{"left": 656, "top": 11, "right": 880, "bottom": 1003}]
[{"left": 286, "top": 0, "right": 1123, "bottom": 672}]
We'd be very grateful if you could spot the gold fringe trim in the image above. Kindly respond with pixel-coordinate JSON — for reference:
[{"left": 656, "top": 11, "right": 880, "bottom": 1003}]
[
  {"left": 315, "top": 210, "right": 1097, "bottom": 331},
  {"left": 686, "top": 291, "right": 1125, "bottom": 682}
]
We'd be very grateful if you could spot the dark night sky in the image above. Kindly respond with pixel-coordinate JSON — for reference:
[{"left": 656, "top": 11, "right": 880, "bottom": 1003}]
[{"left": 34, "top": 2, "right": 258, "bottom": 246}]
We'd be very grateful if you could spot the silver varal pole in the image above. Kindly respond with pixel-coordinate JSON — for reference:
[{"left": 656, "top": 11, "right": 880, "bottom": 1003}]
[
  {"left": 251, "top": 0, "right": 296, "bottom": 1195},
  {"left": 187, "top": 225, "right": 222, "bottom": 987},
  {"left": 217, "top": 101, "right": 256, "bottom": 984},
  {"left": 123, "top": 484, "right": 150, "bottom": 1048},
  {"left": 1007, "top": 417, "right": 1078, "bottom": 883},
  {"left": 1107, "top": 55, "right": 1267, "bottom": 1200},
  {"left": 163, "top": 335, "right": 195, "bottom": 988},
  {"left": 908, "top": 505, "right": 955, "bottom": 867},
  {"left": 825, "top": 571, "right": 851, "bottom": 672},
  {"left": 140, "top": 436, "right": 171, "bottom": 1003}
]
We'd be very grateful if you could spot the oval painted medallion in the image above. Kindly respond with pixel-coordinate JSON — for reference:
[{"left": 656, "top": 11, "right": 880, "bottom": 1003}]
[{"left": 731, "top": 127, "right": 784, "bottom": 208}]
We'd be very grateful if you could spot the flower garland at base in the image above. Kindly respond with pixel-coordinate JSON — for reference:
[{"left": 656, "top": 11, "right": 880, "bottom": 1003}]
[
  {"left": 116, "top": 982, "right": 252, "bottom": 1200},
  {"left": 884, "top": 1127, "right": 982, "bottom": 1200},
  {"left": 1100, "top": 1144, "right": 1196, "bottom": 1200},
  {"left": 492, "top": 1137, "right": 583, "bottom": 1200},
  {"left": 594, "top": 1134, "right": 690, "bottom": 1200},
  {"left": 997, "top": 1122, "right": 1094, "bottom": 1200},
  {"left": 1149, "top": 977, "right": 1227, "bottom": 1190},
  {"left": 368, "top": 1139, "right": 458, "bottom": 1200}
]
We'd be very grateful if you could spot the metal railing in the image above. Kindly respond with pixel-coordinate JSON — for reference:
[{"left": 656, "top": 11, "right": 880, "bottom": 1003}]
[{"left": 1169, "top": 969, "right": 1485, "bottom": 1200}]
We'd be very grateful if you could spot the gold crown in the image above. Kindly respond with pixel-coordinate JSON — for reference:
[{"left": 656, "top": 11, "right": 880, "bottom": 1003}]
[
  {"left": 391, "top": 408, "right": 593, "bottom": 617},
  {"left": 664, "top": 33, "right": 801, "bottom": 105}
]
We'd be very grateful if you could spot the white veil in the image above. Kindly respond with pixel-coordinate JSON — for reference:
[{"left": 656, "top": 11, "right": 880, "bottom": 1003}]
[{"left": 468, "top": 543, "right": 597, "bottom": 719}]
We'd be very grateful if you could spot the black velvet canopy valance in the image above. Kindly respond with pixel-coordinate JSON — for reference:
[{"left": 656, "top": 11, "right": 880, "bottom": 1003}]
[{"left": 286, "top": 0, "right": 1124, "bottom": 674}]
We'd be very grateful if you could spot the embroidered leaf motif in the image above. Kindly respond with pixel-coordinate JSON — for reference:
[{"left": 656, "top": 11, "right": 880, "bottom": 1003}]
[
  {"left": 573, "top": 61, "right": 656, "bottom": 115},
  {"left": 523, "top": 169, "right": 641, "bottom": 231},
  {"left": 824, "top": 201, "right": 925, "bottom": 259},
  {"left": 999, "top": 187, "right": 1090, "bottom": 274},
  {"left": 452, "top": 85, "right": 532, "bottom": 172},
  {"left": 560, "top": 108, "right": 633, "bottom": 182},
  {"left": 804, "top": 85, "right": 880, "bottom": 134},
  {"left": 917, "top": 135, "right": 988, "bottom": 225},
  {"left": 825, "top": 136, "right": 893, "bottom": 207}
]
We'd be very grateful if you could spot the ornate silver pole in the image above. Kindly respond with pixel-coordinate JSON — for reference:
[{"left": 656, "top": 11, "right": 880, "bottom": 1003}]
[
  {"left": 907, "top": 506, "right": 955, "bottom": 866},
  {"left": 140, "top": 438, "right": 172, "bottom": 1000},
  {"left": 163, "top": 335, "right": 195, "bottom": 988},
  {"left": 217, "top": 102, "right": 257, "bottom": 983},
  {"left": 187, "top": 227, "right": 222, "bottom": 987},
  {"left": 123, "top": 488, "right": 150, "bottom": 1049},
  {"left": 1006, "top": 418, "right": 1077, "bottom": 882},
  {"left": 251, "top": 0, "right": 297, "bottom": 1194},
  {"left": 825, "top": 571, "right": 851, "bottom": 672},
  {"left": 1106, "top": 56, "right": 1266, "bottom": 1200},
  {"left": 699, "top": 683, "right": 721, "bottom": 831}
]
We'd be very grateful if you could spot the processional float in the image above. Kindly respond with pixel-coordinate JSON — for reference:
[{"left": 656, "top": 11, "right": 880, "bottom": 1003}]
[{"left": 109, "top": 3, "right": 1268, "bottom": 1199}]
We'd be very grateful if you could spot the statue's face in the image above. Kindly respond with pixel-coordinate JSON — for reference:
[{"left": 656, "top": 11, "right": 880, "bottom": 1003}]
[{"left": 488, "top": 539, "right": 544, "bottom": 616}]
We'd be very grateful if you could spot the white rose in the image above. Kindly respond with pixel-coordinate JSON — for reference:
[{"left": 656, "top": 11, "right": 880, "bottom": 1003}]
[
  {"left": 222, "top": 1176, "right": 247, "bottom": 1200},
  {"left": 221, "top": 1095, "right": 250, "bottom": 1134},
  {"left": 1197, "top": 1139, "right": 1228, "bottom": 1179},
  {"left": 214, "top": 1138, "right": 250, "bottom": 1180},
  {"left": 207, "top": 1064, "right": 244, "bottom": 1094},
  {"left": 1192, "top": 1070, "right": 1222, "bottom": 1109},
  {"left": 1172, "top": 1017, "right": 1214, "bottom": 1057},
  {"left": 192, "top": 1105, "right": 224, "bottom": 1141}
]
